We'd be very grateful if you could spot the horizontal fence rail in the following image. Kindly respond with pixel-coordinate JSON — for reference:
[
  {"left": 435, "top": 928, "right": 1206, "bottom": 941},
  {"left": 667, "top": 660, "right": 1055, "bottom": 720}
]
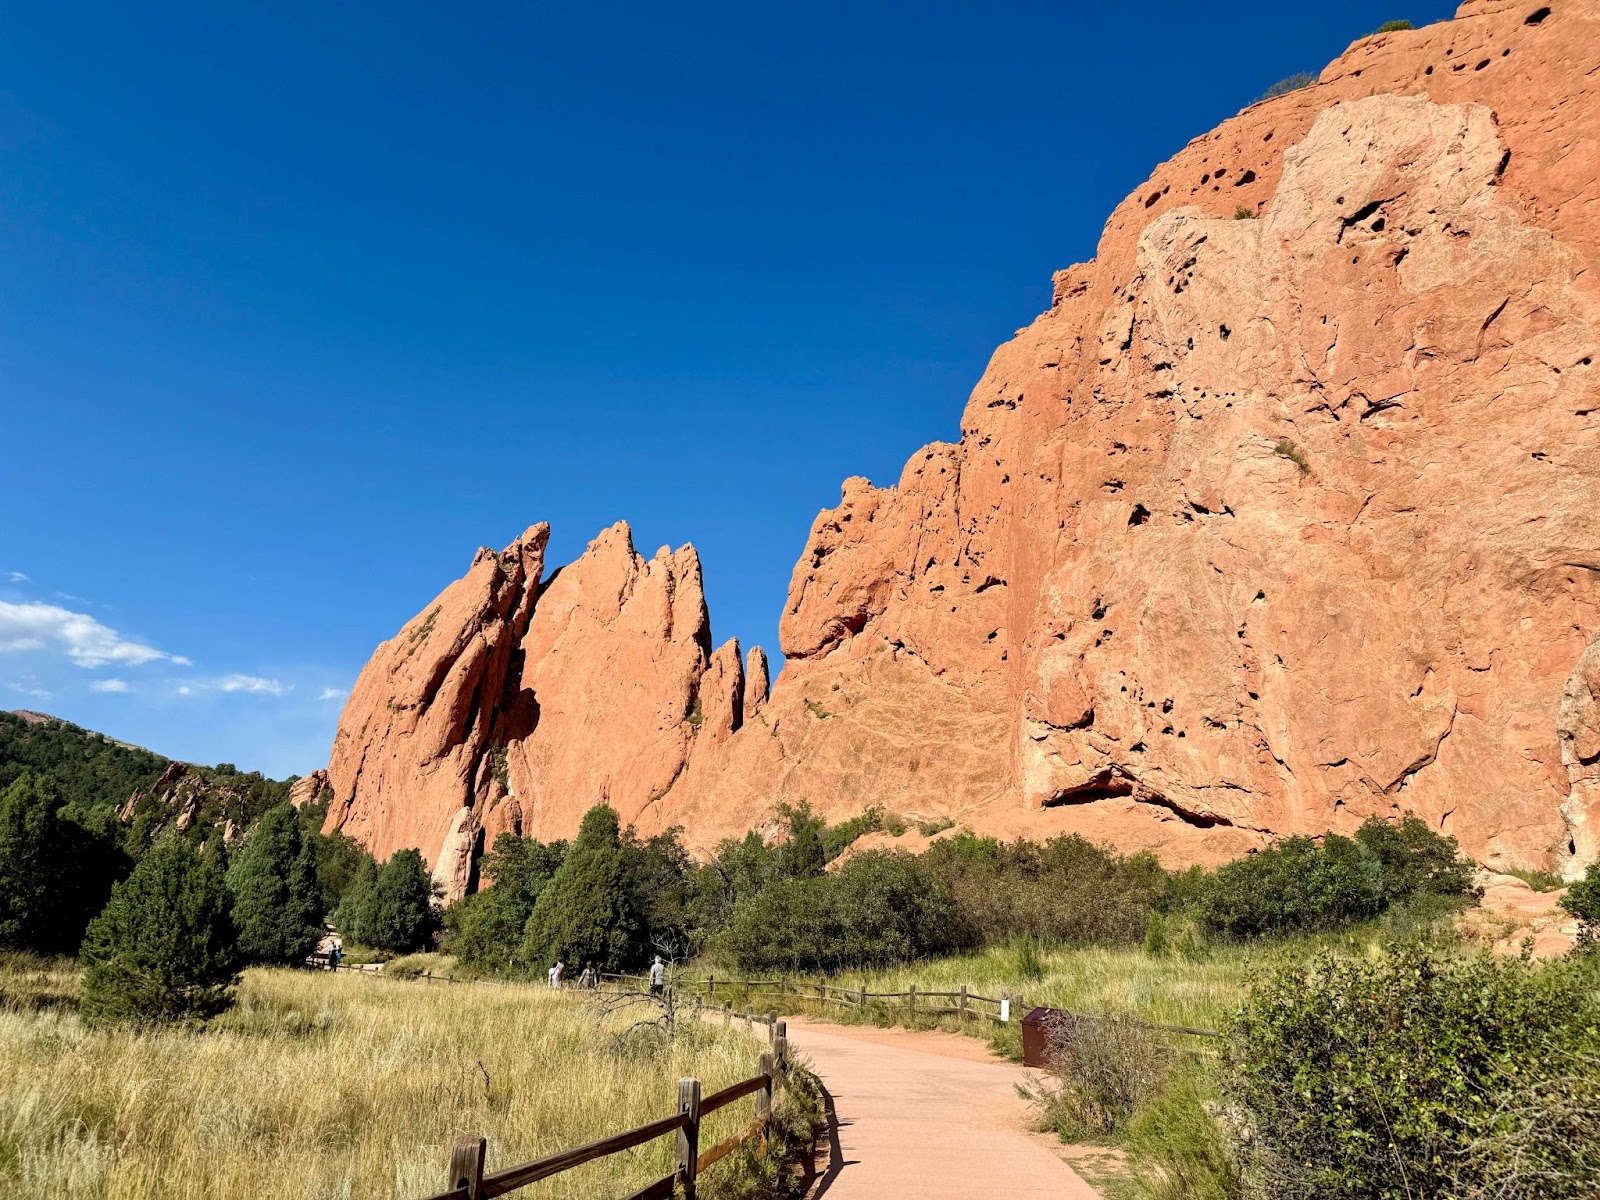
[
  {"left": 601, "top": 972, "right": 1221, "bottom": 1039},
  {"left": 322, "top": 954, "right": 1218, "bottom": 1198},
  {"left": 413, "top": 1003, "right": 789, "bottom": 1200}
]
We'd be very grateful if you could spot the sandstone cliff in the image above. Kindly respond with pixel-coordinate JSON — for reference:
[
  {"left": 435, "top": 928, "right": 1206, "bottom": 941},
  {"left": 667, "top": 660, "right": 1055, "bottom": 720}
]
[
  {"left": 324, "top": 0, "right": 1600, "bottom": 889},
  {"left": 662, "top": 0, "right": 1600, "bottom": 877},
  {"left": 322, "top": 522, "right": 756, "bottom": 898}
]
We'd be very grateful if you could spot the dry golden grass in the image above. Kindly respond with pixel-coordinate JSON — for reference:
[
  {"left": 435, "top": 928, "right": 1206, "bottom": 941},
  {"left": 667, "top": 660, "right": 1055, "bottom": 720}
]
[{"left": 0, "top": 961, "right": 776, "bottom": 1200}]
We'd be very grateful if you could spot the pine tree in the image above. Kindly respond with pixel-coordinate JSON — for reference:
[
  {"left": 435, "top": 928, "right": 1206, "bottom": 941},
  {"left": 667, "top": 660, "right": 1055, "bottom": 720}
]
[
  {"left": 226, "top": 802, "right": 324, "bottom": 965},
  {"left": 0, "top": 772, "right": 127, "bottom": 954},
  {"left": 337, "top": 854, "right": 379, "bottom": 946},
  {"left": 80, "top": 836, "right": 240, "bottom": 1023},
  {"left": 520, "top": 804, "right": 648, "bottom": 971},
  {"left": 364, "top": 849, "right": 437, "bottom": 953}
]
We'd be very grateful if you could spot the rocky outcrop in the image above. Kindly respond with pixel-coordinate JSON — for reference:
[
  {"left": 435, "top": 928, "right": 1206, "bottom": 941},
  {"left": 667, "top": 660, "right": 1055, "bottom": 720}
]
[
  {"left": 120, "top": 761, "right": 254, "bottom": 842},
  {"left": 289, "top": 769, "right": 331, "bottom": 810},
  {"left": 322, "top": 521, "right": 761, "bottom": 898},
  {"left": 657, "top": 1, "right": 1600, "bottom": 874},
  {"left": 322, "top": 1, "right": 1600, "bottom": 885}
]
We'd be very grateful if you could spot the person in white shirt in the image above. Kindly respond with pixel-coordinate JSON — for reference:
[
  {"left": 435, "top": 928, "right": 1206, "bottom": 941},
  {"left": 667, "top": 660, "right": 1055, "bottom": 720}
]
[
  {"left": 648, "top": 956, "right": 665, "bottom": 996},
  {"left": 549, "top": 960, "right": 564, "bottom": 988}
]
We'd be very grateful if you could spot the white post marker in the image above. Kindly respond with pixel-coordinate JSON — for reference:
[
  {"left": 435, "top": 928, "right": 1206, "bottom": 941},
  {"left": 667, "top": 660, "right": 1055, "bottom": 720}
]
[{"left": 1000, "top": 997, "right": 1011, "bottom": 1024}]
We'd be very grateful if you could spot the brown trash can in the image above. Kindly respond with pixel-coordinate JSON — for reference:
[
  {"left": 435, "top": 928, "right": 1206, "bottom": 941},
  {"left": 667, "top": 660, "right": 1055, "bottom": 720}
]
[{"left": 1021, "top": 1007, "right": 1057, "bottom": 1068}]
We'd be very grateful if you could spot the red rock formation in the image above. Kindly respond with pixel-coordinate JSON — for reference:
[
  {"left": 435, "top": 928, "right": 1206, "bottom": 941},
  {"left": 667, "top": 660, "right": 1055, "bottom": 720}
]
[
  {"left": 322, "top": 521, "right": 758, "bottom": 897},
  {"left": 289, "top": 770, "right": 330, "bottom": 809},
  {"left": 322, "top": 1, "right": 1600, "bottom": 885},
  {"left": 744, "top": 646, "right": 770, "bottom": 720},
  {"left": 660, "top": 1, "right": 1600, "bottom": 875}
]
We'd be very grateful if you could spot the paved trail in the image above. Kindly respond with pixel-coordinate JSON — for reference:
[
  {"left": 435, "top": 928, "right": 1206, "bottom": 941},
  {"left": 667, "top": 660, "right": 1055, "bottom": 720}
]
[{"left": 786, "top": 1017, "right": 1104, "bottom": 1199}]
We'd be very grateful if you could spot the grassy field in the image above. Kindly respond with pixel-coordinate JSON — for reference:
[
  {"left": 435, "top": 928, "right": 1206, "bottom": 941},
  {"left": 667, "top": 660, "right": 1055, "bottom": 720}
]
[
  {"left": 692, "top": 921, "right": 1445, "bottom": 1063},
  {"left": 0, "top": 958, "right": 787, "bottom": 1200}
]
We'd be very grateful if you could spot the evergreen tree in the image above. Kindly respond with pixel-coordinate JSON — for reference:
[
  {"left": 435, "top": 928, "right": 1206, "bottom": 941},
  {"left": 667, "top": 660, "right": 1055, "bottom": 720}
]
[
  {"left": 521, "top": 804, "right": 648, "bottom": 971},
  {"left": 226, "top": 802, "right": 324, "bottom": 965},
  {"left": 80, "top": 836, "right": 240, "bottom": 1023},
  {"left": 448, "top": 833, "right": 564, "bottom": 971},
  {"left": 364, "top": 849, "right": 437, "bottom": 954},
  {"left": 337, "top": 854, "right": 379, "bottom": 946},
  {"left": 0, "top": 772, "right": 127, "bottom": 955}
]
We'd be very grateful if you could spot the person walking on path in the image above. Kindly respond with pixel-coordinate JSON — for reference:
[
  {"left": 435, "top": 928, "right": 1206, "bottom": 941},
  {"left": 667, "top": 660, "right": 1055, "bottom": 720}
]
[
  {"left": 648, "top": 956, "right": 665, "bottom": 996},
  {"left": 549, "top": 960, "right": 565, "bottom": 989},
  {"left": 578, "top": 962, "right": 596, "bottom": 989}
]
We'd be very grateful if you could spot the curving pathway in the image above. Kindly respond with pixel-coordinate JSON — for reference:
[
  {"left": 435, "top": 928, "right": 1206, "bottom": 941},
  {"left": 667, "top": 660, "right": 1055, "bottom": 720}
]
[{"left": 787, "top": 1017, "right": 1104, "bottom": 1199}]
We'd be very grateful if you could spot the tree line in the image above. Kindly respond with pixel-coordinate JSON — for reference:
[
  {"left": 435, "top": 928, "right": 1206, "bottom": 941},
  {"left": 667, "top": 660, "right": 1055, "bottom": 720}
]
[
  {"left": 0, "top": 772, "right": 437, "bottom": 1021},
  {"left": 444, "top": 799, "right": 1490, "bottom": 977}
]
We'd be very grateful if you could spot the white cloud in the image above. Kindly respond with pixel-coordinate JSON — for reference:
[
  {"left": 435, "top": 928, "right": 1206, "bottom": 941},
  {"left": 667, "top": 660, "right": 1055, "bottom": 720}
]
[
  {"left": 6, "top": 572, "right": 28, "bottom": 583},
  {"left": 90, "top": 678, "right": 130, "bottom": 693},
  {"left": 318, "top": 686, "right": 348, "bottom": 702},
  {"left": 6, "top": 677, "right": 52, "bottom": 701},
  {"left": 177, "top": 685, "right": 193, "bottom": 696},
  {"left": 218, "top": 674, "right": 290, "bottom": 696},
  {"left": 0, "top": 601, "right": 179, "bottom": 669}
]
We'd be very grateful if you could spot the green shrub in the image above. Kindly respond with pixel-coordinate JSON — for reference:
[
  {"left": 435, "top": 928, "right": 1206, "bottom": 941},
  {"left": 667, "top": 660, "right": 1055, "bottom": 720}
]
[
  {"left": 1559, "top": 860, "right": 1600, "bottom": 949},
  {"left": 1354, "top": 814, "right": 1476, "bottom": 903},
  {"left": 1226, "top": 942, "right": 1600, "bottom": 1199},
  {"left": 79, "top": 836, "right": 240, "bottom": 1024},
  {"left": 1014, "top": 931, "right": 1047, "bottom": 981},
  {"left": 1198, "top": 833, "right": 1383, "bottom": 936},
  {"left": 923, "top": 832, "right": 1165, "bottom": 946},
  {"left": 1375, "top": 19, "right": 1414, "bottom": 33},
  {"left": 1035, "top": 1013, "right": 1173, "bottom": 1140},
  {"left": 1233, "top": 207, "right": 1256, "bottom": 220},
  {"left": 1260, "top": 73, "right": 1316, "bottom": 101},
  {"left": 821, "top": 806, "right": 887, "bottom": 860},
  {"left": 1272, "top": 438, "right": 1310, "bottom": 473},
  {"left": 722, "top": 851, "right": 967, "bottom": 972},
  {"left": 227, "top": 802, "right": 323, "bottom": 965}
]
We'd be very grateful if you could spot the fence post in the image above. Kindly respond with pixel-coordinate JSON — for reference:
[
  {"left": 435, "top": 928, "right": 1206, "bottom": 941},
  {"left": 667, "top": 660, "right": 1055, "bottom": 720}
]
[
  {"left": 858, "top": 986, "right": 866, "bottom": 1007},
  {"left": 446, "top": 1135, "right": 485, "bottom": 1200},
  {"left": 756, "top": 1053, "right": 774, "bottom": 1146},
  {"left": 774, "top": 1020, "right": 788, "bottom": 1089},
  {"left": 960, "top": 984, "right": 968, "bottom": 1017},
  {"left": 722, "top": 1000, "right": 732, "bottom": 1025},
  {"left": 908, "top": 983, "right": 917, "bottom": 1019},
  {"left": 745, "top": 1004, "right": 754, "bottom": 1027},
  {"left": 767, "top": 1013, "right": 778, "bottom": 1046},
  {"left": 676, "top": 1077, "right": 701, "bottom": 1200},
  {"left": 708, "top": 974, "right": 715, "bottom": 999}
]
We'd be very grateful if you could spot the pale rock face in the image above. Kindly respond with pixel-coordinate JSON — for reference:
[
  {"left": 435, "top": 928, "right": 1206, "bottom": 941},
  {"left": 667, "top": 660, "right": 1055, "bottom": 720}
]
[
  {"left": 289, "top": 770, "right": 330, "bottom": 809},
  {"left": 744, "top": 646, "right": 770, "bottom": 720},
  {"left": 660, "top": 1, "right": 1600, "bottom": 873},
  {"left": 322, "top": 1, "right": 1600, "bottom": 886}
]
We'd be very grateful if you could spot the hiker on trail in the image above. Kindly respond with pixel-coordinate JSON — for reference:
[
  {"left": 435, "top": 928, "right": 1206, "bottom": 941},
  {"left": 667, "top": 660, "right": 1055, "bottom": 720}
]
[
  {"left": 578, "top": 962, "right": 596, "bottom": 989},
  {"left": 649, "top": 956, "right": 665, "bottom": 996},
  {"left": 329, "top": 944, "right": 342, "bottom": 971},
  {"left": 549, "top": 960, "right": 565, "bottom": 989}
]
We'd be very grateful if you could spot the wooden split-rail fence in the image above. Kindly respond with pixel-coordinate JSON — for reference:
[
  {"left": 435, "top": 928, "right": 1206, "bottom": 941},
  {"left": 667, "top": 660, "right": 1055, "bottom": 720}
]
[
  {"left": 598, "top": 971, "right": 1223, "bottom": 1040},
  {"left": 421, "top": 1005, "right": 791, "bottom": 1200},
  {"left": 321, "top": 960, "right": 1219, "bottom": 1197}
]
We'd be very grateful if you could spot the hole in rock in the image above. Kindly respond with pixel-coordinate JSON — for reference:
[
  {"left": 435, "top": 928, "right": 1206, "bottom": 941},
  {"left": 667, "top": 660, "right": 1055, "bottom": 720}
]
[
  {"left": 1128, "top": 503, "right": 1151, "bottom": 526},
  {"left": 1526, "top": 7, "right": 1551, "bottom": 24}
]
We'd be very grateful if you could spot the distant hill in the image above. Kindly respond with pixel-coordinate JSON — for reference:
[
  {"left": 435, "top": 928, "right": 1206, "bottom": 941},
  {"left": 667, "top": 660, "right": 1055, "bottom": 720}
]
[{"left": 0, "top": 709, "right": 295, "bottom": 846}]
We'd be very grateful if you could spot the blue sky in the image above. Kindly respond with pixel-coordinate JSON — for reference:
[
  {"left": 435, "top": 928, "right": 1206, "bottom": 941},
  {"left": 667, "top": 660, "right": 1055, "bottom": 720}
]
[{"left": 0, "top": 1, "right": 1455, "bottom": 777}]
